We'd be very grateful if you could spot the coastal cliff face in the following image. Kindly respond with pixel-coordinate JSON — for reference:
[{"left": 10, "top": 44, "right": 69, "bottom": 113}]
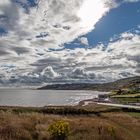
[{"left": 38, "top": 76, "right": 140, "bottom": 91}]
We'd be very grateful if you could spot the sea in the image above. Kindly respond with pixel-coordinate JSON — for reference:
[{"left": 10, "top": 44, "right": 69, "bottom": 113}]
[{"left": 0, "top": 89, "right": 108, "bottom": 107}]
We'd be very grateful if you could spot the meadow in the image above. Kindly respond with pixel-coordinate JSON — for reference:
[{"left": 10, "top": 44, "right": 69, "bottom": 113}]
[{"left": 0, "top": 105, "right": 140, "bottom": 140}]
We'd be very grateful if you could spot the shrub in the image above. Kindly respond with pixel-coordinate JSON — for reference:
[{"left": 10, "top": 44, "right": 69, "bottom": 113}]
[{"left": 48, "top": 120, "right": 70, "bottom": 140}]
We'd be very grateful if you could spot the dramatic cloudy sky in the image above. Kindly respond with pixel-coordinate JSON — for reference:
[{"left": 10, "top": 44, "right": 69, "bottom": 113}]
[{"left": 0, "top": 0, "right": 140, "bottom": 87}]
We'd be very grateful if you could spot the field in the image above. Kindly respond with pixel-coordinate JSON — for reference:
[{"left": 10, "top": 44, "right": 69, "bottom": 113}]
[
  {"left": 109, "top": 88, "right": 140, "bottom": 104},
  {"left": 0, "top": 105, "right": 140, "bottom": 140},
  {"left": 113, "top": 97, "right": 140, "bottom": 104}
]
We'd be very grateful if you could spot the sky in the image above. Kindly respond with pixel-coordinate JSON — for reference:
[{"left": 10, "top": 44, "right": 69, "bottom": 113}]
[{"left": 0, "top": 0, "right": 140, "bottom": 87}]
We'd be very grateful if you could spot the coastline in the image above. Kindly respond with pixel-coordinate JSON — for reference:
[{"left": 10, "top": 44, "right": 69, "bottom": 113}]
[{"left": 0, "top": 97, "right": 140, "bottom": 110}]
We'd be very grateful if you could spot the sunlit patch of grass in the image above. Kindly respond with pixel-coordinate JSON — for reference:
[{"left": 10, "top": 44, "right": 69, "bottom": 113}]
[
  {"left": 112, "top": 93, "right": 140, "bottom": 98},
  {"left": 114, "top": 97, "right": 140, "bottom": 104}
]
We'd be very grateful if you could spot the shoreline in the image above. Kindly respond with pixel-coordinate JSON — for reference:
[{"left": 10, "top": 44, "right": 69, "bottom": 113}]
[
  {"left": 0, "top": 91, "right": 139, "bottom": 110},
  {"left": 0, "top": 99, "right": 140, "bottom": 110}
]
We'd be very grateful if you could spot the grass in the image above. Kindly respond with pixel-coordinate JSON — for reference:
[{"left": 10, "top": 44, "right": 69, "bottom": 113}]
[
  {"left": 110, "top": 88, "right": 140, "bottom": 104},
  {"left": 113, "top": 97, "right": 140, "bottom": 104},
  {"left": 0, "top": 105, "right": 140, "bottom": 140},
  {"left": 112, "top": 93, "right": 140, "bottom": 98}
]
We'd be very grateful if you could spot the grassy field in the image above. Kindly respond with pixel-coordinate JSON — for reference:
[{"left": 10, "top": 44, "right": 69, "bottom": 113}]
[
  {"left": 111, "top": 93, "right": 140, "bottom": 98},
  {"left": 113, "top": 97, "right": 140, "bottom": 104},
  {"left": 0, "top": 105, "right": 140, "bottom": 140},
  {"left": 109, "top": 88, "right": 140, "bottom": 104}
]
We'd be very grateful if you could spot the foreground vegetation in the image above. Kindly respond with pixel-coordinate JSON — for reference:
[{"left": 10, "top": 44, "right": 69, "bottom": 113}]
[{"left": 0, "top": 105, "right": 140, "bottom": 140}]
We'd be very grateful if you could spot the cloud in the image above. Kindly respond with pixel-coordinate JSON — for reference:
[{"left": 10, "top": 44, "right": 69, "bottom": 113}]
[
  {"left": 0, "top": 0, "right": 116, "bottom": 50},
  {"left": 0, "top": 0, "right": 116, "bottom": 61},
  {"left": 0, "top": 31, "right": 139, "bottom": 86},
  {"left": 124, "top": 0, "right": 140, "bottom": 3},
  {"left": 0, "top": 0, "right": 140, "bottom": 86},
  {"left": 41, "top": 66, "right": 60, "bottom": 79},
  {"left": 79, "top": 37, "right": 89, "bottom": 46}
]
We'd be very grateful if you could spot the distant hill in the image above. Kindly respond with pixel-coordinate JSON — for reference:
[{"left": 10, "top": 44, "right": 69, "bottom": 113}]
[{"left": 38, "top": 76, "right": 140, "bottom": 91}]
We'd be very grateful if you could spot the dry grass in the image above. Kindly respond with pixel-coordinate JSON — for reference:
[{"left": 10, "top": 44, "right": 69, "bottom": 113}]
[{"left": 0, "top": 106, "right": 139, "bottom": 140}]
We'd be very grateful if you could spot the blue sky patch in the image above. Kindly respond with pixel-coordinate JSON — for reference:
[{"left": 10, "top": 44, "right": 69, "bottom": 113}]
[{"left": 65, "top": 1, "right": 140, "bottom": 49}]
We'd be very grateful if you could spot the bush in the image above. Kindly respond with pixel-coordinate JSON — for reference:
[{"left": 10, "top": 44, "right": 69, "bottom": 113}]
[{"left": 48, "top": 120, "right": 70, "bottom": 140}]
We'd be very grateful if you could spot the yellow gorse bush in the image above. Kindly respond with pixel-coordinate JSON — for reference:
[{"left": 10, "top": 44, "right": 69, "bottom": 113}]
[{"left": 48, "top": 120, "right": 70, "bottom": 140}]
